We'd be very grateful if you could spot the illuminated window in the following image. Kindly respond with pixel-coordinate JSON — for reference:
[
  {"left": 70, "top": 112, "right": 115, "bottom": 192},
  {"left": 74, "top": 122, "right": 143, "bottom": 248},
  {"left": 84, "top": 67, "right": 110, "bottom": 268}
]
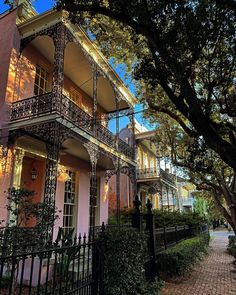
[
  {"left": 34, "top": 65, "right": 49, "bottom": 95},
  {"left": 63, "top": 170, "right": 76, "bottom": 235},
  {"left": 62, "top": 86, "right": 82, "bottom": 106}
]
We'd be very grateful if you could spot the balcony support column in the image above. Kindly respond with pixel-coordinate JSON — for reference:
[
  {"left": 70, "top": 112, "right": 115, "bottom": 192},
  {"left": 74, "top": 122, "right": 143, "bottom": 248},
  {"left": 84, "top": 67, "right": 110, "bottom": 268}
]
[
  {"left": 113, "top": 158, "right": 121, "bottom": 227},
  {"left": 42, "top": 123, "right": 62, "bottom": 240},
  {"left": 115, "top": 97, "right": 120, "bottom": 149},
  {"left": 129, "top": 109, "right": 137, "bottom": 198},
  {"left": 52, "top": 24, "right": 66, "bottom": 111},
  {"left": 44, "top": 143, "right": 59, "bottom": 206},
  {"left": 166, "top": 186, "right": 170, "bottom": 211},
  {"left": 92, "top": 64, "right": 98, "bottom": 133},
  {"left": 115, "top": 96, "right": 121, "bottom": 226}
]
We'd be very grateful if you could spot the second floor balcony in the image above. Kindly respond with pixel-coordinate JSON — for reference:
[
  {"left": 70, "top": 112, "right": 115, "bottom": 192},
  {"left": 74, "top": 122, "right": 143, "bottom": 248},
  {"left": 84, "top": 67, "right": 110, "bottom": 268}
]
[
  {"left": 181, "top": 197, "right": 195, "bottom": 207},
  {"left": 136, "top": 167, "right": 159, "bottom": 180},
  {"left": 9, "top": 92, "right": 134, "bottom": 159},
  {"left": 137, "top": 167, "right": 176, "bottom": 187}
]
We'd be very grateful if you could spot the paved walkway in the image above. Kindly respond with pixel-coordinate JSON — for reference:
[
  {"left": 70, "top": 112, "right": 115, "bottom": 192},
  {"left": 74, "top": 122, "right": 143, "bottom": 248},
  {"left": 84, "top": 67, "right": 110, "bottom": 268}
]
[{"left": 162, "top": 231, "right": 236, "bottom": 295}]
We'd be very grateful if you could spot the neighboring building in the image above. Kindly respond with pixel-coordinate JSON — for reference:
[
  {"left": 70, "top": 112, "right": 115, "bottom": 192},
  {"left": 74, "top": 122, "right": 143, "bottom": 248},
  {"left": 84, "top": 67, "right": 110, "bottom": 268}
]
[
  {"left": 0, "top": 1, "right": 136, "bottom": 237},
  {"left": 109, "top": 121, "right": 178, "bottom": 212},
  {"left": 177, "top": 178, "right": 195, "bottom": 212}
]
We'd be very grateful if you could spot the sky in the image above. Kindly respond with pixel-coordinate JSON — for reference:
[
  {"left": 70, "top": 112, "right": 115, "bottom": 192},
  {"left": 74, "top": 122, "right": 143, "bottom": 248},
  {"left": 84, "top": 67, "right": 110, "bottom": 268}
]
[{"left": 0, "top": 0, "right": 154, "bottom": 133}]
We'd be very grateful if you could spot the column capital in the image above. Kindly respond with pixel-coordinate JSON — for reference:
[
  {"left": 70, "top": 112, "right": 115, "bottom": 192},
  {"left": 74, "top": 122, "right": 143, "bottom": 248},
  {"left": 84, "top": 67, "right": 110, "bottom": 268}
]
[{"left": 83, "top": 143, "right": 100, "bottom": 167}]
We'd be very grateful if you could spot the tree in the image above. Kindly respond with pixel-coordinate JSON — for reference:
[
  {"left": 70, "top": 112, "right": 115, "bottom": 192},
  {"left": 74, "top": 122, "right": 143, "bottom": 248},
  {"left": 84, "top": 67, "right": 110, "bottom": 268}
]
[
  {"left": 193, "top": 191, "right": 223, "bottom": 223},
  {"left": 146, "top": 112, "right": 236, "bottom": 232},
  {"left": 57, "top": 0, "right": 236, "bottom": 171}
]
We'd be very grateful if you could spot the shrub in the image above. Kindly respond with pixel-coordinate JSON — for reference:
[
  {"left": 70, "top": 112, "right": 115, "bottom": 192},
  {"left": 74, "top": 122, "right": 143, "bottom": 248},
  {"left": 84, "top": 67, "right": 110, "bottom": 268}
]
[
  {"left": 227, "top": 235, "right": 236, "bottom": 258},
  {"left": 153, "top": 209, "right": 207, "bottom": 227},
  {"left": 158, "top": 233, "right": 210, "bottom": 278},
  {"left": 108, "top": 207, "right": 133, "bottom": 225},
  {"left": 98, "top": 228, "right": 163, "bottom": 295}
]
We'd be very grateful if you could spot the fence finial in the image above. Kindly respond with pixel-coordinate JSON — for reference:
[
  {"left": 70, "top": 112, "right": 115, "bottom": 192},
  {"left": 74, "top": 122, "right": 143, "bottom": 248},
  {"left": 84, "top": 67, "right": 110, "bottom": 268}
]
[
  {"left": 133, "top": 195, "right": 141, "bottom": 213},
  {"left": 101, "top": 222, "right": 105, "bottom": 232},
  {"left": 146, "top": 199, "right": 153, "bottom": 213}
]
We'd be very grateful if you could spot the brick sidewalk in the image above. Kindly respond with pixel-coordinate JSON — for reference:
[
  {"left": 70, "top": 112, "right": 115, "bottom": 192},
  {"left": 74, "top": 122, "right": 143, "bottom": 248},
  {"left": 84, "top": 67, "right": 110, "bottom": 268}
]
[{"left": 162, "top": 233, "right": 236, "bottom": 295}]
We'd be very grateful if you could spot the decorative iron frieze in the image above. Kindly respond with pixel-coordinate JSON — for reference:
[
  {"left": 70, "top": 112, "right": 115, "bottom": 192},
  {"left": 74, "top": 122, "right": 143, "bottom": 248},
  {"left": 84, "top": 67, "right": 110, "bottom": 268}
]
[{"left": 20, "top": 23, "right": 62, "bottom": 52}]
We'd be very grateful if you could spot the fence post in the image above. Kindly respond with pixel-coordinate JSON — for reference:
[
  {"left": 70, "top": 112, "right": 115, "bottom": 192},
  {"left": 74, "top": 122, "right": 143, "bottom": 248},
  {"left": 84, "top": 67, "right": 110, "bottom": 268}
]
[
  {"left": 175, "top": 226, "right": 178, "bottom": 244},
  {"left": 145, "top": 199, "right": 157, "bottom": 280},
  {"left": 131, "top": 195, "right": 142, "bottom": 231},
  {"left": 92, "top": 223, "right": 105, "bottom": 295},
  {"left": 163, "top": 227, "right": 167, "bottom": 249}
]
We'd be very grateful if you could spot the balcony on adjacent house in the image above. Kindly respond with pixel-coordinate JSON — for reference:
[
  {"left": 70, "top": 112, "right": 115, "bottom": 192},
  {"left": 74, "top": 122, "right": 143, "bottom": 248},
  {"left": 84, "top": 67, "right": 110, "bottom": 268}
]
[
  {"left": 136, "top": 167, "right": 159, "bottom": 180},
  {"left": 162, "top": 197, "right": 177, "bottom": 206},
  {"left": 160, "top": 168, "right": 176, "bottom": 186},
  {"left": 9, "top": 92, "right": 134, "bottom": 159},
  {"left": 181, "top": 197, "right": 195, "bottom": 207}
]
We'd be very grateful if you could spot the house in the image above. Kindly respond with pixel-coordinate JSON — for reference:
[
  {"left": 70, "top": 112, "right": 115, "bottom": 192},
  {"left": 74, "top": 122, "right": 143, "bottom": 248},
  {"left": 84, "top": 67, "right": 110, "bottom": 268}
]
[
  {"left": 108, "top": 120, "right": 178, "bottom": 214},
  {"left": 0, "top": 0, "right": 136, "bottom": 238},
  {"left": 177, "top": 178, "right": 195, "bottom": 212}
]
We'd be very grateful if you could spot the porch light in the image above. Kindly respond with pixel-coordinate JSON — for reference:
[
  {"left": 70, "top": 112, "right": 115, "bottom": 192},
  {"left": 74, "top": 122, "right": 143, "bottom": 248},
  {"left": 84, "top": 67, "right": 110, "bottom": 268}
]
[
  {"left": 0, "top": 146, "right": 12, "bottom": 176},
  {"left": 31, "top": 166, "right": 38, "bottom": 181},
  {"left": 57, "top": 164, "right": 71, "bottom": 182},
  {"left": 103, "top": 183, "right": 109, "bottom": 202}
]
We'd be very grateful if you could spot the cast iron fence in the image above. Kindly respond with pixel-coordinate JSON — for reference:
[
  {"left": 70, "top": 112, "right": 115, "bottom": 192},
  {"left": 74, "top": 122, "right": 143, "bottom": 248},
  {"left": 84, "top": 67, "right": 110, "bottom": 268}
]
[
  {"left": 0, "top": 233, "right": 104, "bottom": 295},
  {"left": 0, "top": 206, "right": 209, "bottom": 294}
]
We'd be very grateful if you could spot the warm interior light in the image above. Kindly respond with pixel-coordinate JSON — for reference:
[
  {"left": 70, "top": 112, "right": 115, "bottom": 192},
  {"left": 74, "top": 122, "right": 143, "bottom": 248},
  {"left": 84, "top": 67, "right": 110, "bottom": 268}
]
[
  {"left": 31, "top": 166, "right": 38, "bottom": 181},
  {"left": 0, "top": 147, "right": 13, "bottom": 177},
  {"left": 57, "top": 164, "right": 71, "bottom": 182},
  {"left": 103, "top": 183, "right": 109, "bottom": 202}
]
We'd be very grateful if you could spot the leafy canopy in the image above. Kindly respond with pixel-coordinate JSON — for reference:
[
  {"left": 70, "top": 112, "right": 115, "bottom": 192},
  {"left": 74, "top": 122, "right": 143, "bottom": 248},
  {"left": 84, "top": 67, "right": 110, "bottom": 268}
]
[{"left": 58, "top": 0, "right": 236, "bottom": 170}]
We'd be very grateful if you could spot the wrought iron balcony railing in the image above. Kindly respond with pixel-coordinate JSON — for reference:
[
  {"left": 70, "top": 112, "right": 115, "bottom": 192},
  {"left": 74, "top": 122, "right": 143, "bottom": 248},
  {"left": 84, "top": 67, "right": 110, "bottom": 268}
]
[
  {"left": 136, "top": 167, "right": 176, "bottom": 186},
  {"left": 160, "top": 168, "right": 176, "bottom": 186},
  {"left": 162, "top": 197, "right": 177, "bottom": 206},
  {"left": 181, "top": 198, "right": 195, "bottom": 206},
  {"left": 10, "top": 93, "right": 134, "bottom": 159},
  {"left": 136, "top": 167, "right": 159, "bottom": 179}
]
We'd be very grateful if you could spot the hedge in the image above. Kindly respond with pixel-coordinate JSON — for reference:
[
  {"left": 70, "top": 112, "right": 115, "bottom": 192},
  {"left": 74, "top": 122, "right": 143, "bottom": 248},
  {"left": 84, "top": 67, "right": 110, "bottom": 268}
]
[
  {"left": 153, "top": 210, "right": 207, "bottom": 227},
  {"left": 158, "top": 233, "right": 210, "bottom": 278},
  {"left": 227, "top": 235, "right": 236, "bottom": 258},
  {"left": 98, "top": 228, "right": 163, "bottom": 295}
]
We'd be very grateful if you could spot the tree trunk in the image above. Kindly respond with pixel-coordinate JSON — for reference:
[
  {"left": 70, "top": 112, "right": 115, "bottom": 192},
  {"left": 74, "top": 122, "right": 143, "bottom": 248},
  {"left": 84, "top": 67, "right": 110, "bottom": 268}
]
[
  {"left": 212, "top": 192, "right": 236, "bottom": 235},
  {"left": 229, "top": 206, "right": 236, "bottom": 234}
]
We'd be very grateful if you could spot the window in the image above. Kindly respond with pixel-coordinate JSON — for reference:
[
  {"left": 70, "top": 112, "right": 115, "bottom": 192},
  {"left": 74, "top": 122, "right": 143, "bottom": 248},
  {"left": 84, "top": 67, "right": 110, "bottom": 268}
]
[
  {"left": 34, "top": 65, "right": 49, "bottom": 95},
  {"left": 89, "top": 177, "right": 100, "bottom": 227},
  {"left": 63, "top": 170, "right": 76, "bottom": 235},
  {"left": 62, "top": 86, "right": 82, "bottom": 106}
]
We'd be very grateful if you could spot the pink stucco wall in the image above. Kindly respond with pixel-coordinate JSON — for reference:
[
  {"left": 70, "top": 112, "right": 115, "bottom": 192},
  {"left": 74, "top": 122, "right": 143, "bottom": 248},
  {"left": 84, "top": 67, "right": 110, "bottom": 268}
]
[
  {"left": 0, "top": 148, "right": 14, "bottom": 225},
  {"left": 0, "top": 9, "right": 20, "bottom": 145},
  {"left": 108, "top": 173, "right": 133, "bottom": 217},
  {"left": 98, "top": 174, "right": 109, "bottom": 225}
]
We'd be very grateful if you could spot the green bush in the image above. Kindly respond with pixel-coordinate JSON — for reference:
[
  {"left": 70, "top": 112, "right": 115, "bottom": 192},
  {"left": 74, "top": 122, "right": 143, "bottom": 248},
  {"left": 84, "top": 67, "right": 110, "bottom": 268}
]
[
  {"left": 227, "top": 235, "right": 236, "bottom": 258},
  {"left": 153, "top": 209, "right": 207, "bottom": 227},
  {"left": 108, "top": 208, "right": 133, "bottom": 225},
  {"left": 109, "top": 208, "right": 207, "bottom": 228},
  {"left": 98, "top": 228, "right": 163, "bottom": 295},
  {"left": 158, "top": 233, "right": 210, "bottom": 278}
]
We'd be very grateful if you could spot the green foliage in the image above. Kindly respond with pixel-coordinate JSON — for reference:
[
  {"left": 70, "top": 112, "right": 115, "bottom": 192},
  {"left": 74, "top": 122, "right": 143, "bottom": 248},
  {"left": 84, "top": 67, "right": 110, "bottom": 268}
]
[
  {"left": 5, "top": 187, "right": 60, "bottom": 229},
  {"left": 58, "top": 0, "right": 236, "bottom": 234},
  {"left": 1, "top": 188, "right": 60, "bottom": 255},
  {"left": 0, "top": 276, "right": 11, "bottom": 288},
  {"left": 158, "top": 234, "right": 210, "bottom": 278},
  {"left": 227, "top": 235, "right": 236, "bottom": 258},
  {"left": 108, "top": 207, "right": 133, "bottom": 225},
  {"left": 99, "top": 228, "right": 163, "bottom": 295},
  {"left": 153, "top": 209, "right": 206, "bottom": 227}
]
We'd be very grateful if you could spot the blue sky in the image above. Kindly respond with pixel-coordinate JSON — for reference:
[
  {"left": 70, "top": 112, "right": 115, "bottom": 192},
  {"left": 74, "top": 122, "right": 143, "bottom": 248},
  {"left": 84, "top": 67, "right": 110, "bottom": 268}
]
[{"left": 0, "top": 0, "right": 154, "bottom": 132}]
